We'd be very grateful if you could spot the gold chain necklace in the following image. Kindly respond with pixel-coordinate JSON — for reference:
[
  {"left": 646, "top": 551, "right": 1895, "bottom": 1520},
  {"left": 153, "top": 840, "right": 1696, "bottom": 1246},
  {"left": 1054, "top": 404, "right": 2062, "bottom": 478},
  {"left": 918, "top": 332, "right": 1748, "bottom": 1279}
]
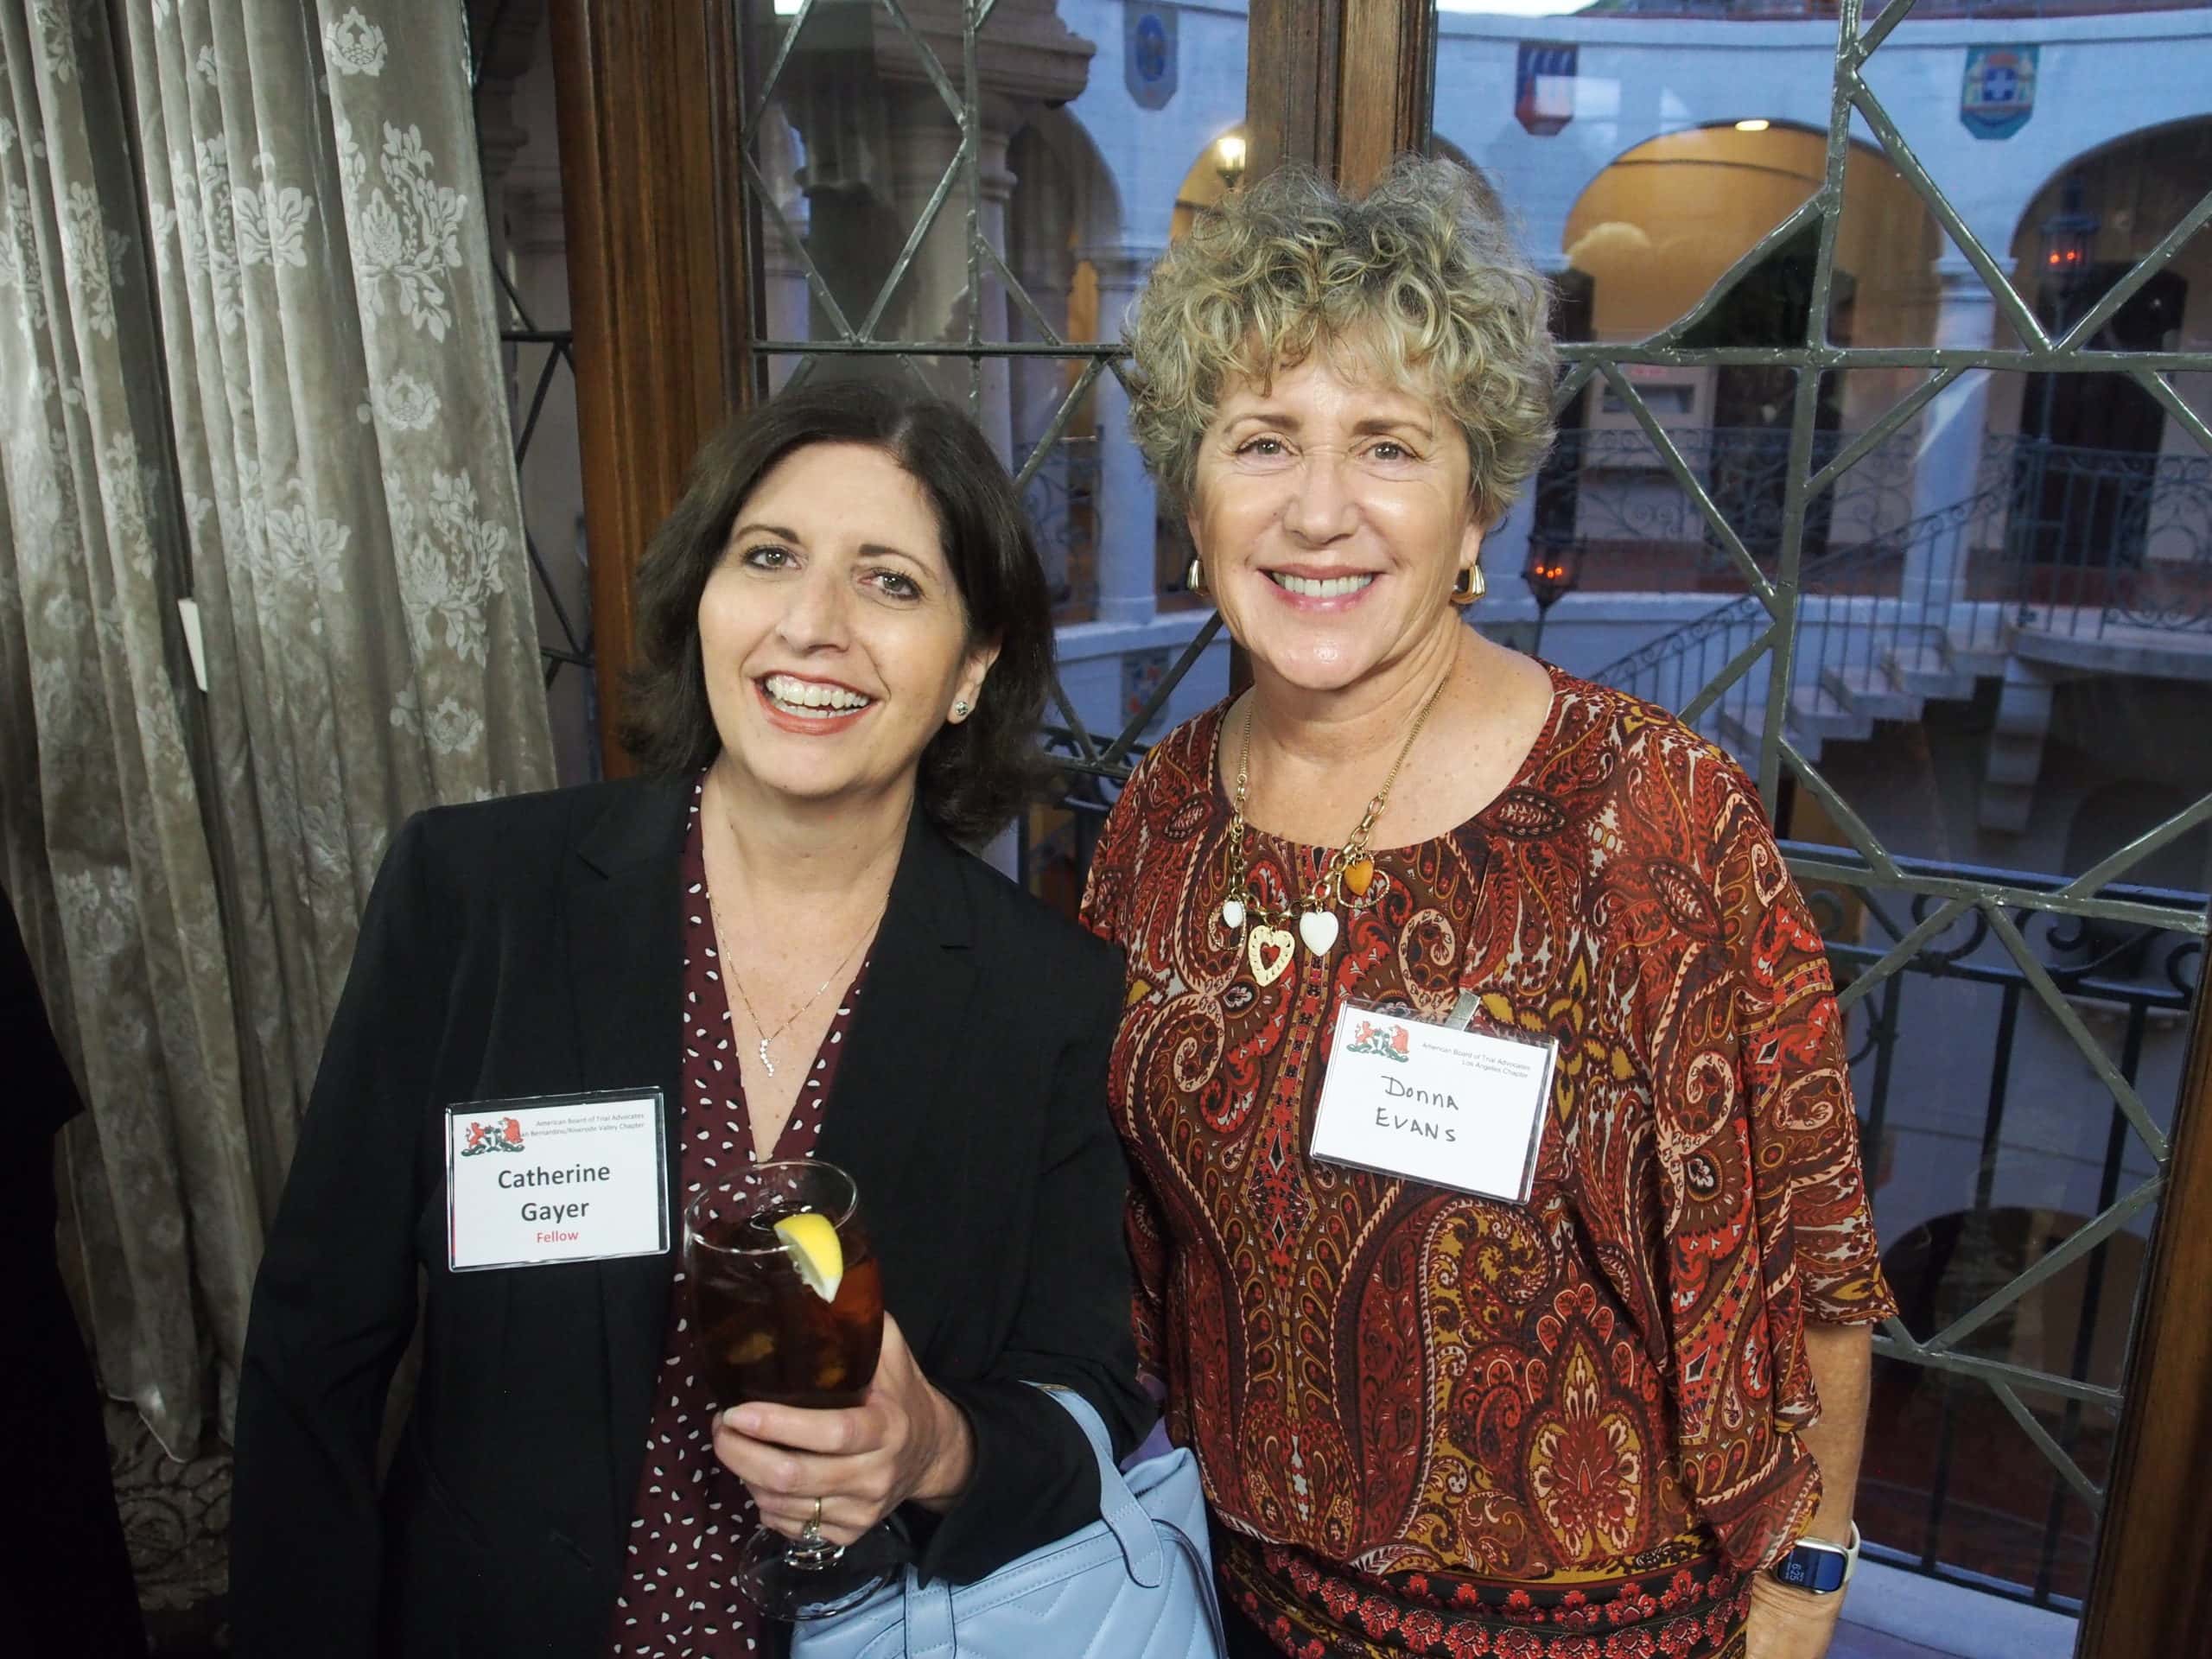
[{"left": 1220, "top": 676, "right": 1448, "bottom": 987}]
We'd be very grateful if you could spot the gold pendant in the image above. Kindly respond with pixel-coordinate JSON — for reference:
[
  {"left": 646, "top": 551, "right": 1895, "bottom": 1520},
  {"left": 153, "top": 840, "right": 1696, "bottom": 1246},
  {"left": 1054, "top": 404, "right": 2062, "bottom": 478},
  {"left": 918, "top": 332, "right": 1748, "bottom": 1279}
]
[
  {"left": 1248, "top": 924, "right": 1294, "bottom": 987},
  {"left": 1343, "top": 855, "right": 1376, "bottom": 898}
]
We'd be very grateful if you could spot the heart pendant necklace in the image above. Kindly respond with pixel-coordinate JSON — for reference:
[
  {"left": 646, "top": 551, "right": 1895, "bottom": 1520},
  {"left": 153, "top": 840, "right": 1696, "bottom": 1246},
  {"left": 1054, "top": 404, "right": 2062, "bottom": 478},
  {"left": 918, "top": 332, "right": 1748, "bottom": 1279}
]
[
  {"left": 1217, "top": 674, "right": 1448, "bottom": 977},
  {"left": 1248, "top": 925, "right": 1294, "bottom": 987}
]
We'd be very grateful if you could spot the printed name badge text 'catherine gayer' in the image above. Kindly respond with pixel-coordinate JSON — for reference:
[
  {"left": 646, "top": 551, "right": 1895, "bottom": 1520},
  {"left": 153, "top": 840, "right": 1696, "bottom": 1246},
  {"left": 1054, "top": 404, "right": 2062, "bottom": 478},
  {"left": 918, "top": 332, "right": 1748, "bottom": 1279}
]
[
  {"left": 445, "top": 1090, "right": 670, "bottom": 1272},
  {"left": 1308, "top": 1004, "right": 1554, "bottom": 1204}
]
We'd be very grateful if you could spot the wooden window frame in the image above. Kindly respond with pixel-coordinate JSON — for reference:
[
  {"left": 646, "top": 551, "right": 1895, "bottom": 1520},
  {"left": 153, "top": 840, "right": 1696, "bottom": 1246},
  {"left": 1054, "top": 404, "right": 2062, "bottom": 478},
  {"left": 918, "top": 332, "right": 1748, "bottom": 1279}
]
[{"left": 549, "top": 0, "right": 749, "bottom": 778}]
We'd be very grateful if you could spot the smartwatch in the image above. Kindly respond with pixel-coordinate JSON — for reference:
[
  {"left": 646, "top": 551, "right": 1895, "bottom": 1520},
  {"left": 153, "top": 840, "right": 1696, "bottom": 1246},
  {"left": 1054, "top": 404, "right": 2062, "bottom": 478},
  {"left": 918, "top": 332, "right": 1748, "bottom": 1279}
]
[{"left": 1769, "top": 1522, "right": 1860, "bottom": 1595}]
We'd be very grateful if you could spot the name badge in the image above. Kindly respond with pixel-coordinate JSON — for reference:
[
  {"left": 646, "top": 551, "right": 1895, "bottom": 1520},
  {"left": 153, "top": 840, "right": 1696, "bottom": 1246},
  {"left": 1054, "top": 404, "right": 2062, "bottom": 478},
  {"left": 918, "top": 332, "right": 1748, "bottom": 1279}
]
[
  {"left": 1308, "top": 995, "right": 1556, "bottom": 1204},
  {"left": 445, "top": 1090, "right": 671, "bottom": 1272}
]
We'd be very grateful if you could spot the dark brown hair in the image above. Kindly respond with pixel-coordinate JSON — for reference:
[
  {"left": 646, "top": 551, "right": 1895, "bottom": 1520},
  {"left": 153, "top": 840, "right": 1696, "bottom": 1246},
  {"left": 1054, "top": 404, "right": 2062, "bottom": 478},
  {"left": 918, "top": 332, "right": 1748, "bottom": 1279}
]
[{"left": 621, "top": 381, "right": 1053, "bottom": 845}]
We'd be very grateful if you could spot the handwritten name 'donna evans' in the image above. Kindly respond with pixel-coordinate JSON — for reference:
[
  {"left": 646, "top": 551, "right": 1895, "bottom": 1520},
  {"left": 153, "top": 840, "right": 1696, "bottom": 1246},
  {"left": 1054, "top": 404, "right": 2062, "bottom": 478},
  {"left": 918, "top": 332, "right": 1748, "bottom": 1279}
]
[
  {"left": 495, "top": 1163, "right": 613, "bottom": 1239},
  {"left": 1376, "top": 1077, "right": 1459, "bottom": 1141}
]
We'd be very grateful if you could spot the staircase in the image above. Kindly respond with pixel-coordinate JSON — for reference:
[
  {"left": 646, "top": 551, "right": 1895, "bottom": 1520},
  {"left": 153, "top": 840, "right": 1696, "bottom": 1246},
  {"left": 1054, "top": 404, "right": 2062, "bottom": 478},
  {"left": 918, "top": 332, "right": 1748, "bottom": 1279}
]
[{"left": 1592, "top": 488, "right": 2015, "bottom": 770}]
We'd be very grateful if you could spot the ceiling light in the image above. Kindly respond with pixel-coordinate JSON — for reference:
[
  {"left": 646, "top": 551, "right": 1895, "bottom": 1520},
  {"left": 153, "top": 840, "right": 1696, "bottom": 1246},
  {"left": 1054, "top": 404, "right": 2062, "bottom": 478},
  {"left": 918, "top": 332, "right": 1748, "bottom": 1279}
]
[{"left": 1735, "top": 119, "right": 1771, "bottom": 133}]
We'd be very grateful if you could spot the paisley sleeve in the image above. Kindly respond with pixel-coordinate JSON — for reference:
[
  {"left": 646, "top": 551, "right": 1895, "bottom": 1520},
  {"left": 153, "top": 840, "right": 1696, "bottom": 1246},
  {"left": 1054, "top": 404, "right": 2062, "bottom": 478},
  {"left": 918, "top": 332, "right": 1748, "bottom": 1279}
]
[
  {"left": 1722, "top": 805, "right": 1896, "bottom": 1333},
  {"left": 1646, "top": 753, "right": 1897, "bottom": 1569}
]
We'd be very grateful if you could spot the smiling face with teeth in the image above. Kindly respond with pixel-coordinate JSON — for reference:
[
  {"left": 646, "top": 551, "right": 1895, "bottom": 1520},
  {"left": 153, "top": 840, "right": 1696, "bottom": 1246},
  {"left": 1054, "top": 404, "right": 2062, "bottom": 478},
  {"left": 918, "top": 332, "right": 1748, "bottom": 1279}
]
[
  {"left": 1187, "top": 349, "right": 1485, "bottom": 699},
  {"left": 696, "top": 441, "right": 997, "bottom": 817}
]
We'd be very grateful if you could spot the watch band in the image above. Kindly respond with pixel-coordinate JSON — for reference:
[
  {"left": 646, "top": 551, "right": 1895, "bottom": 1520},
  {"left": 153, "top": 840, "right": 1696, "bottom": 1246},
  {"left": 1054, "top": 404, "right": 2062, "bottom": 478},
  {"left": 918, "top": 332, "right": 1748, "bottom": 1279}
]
[{"left": 1770, "top": 1521, "right": 1861, "bottom": 1595}]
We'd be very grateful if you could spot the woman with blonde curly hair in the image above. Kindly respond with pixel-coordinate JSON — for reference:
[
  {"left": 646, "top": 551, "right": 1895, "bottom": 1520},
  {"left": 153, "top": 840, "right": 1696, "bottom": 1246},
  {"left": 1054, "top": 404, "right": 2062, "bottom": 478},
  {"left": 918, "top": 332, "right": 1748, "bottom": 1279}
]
[{"left": 1080, "top": 158, "right": 1893, "bottom": 1659}]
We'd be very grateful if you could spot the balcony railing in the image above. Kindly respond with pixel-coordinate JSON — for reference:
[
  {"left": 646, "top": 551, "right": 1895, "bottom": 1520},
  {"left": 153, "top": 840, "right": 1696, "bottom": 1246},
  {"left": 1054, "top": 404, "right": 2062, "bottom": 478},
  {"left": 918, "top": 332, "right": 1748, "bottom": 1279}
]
[
  {"left": 1801, "top": 849, "right": 2202, "bottom": 1609},
  {"left": 1020, "top": 433, "right": 1100, "bottom": 620},
  {"left": 1573, "top": 0, "right": 2208, "bottom": 19},
  {"left": 1992, "top": 435, "right": 2212, "bottom": 640},
  {"left": 1585, "top": 433, "right": 2212, "bottom": 766},
  {"left": 1529, "top": 423, "right": 1918, "bottom": 594}
]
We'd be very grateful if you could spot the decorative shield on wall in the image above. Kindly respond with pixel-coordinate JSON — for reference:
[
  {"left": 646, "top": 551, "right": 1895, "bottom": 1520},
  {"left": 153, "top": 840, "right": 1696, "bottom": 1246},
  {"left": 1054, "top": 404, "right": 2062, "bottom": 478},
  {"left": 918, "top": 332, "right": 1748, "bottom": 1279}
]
[
  {"left": 1126, "top": 5, "right": 1178, "bottom": 112},
  {"left": 1961, "top": 45, "right": 2037, "bottom": 141},
  {"left": 1515, "top": 41, "right": 1576, "bottom": 138}
]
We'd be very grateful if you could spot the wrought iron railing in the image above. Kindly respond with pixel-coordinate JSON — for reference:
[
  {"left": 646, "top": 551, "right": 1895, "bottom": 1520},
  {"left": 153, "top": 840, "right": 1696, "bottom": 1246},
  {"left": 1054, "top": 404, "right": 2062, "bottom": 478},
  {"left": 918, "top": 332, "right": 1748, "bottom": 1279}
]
[
  {"left": 1529, "top": 423, "right": 1916, "bottom": 590},
  {"left": 1993, "top": 435, "right": 2212, "bottom": 639},
  {"left": 1804, "top": 851, "right": 2202, "bottom": 1608},
  {"left": 1589, "top": 484, "right": 2012, "bottom": 753},
  {"left": 1576, "top": 0, "right": 2208, "bottom": 18},
  {"left": 1020, "top": 434, "right": 1100, "bottom": 615},
  {"left": 1588, "top": 434, "right": 2212, "bottom": 766}
]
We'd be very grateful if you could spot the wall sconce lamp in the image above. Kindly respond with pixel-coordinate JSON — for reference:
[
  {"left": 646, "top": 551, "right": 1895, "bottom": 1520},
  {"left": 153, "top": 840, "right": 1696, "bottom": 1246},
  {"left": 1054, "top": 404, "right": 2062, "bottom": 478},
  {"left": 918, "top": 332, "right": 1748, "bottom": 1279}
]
[
  {"left": 1215, "top": 134, "right": 1247, "bottom": 194},
  {"left": 2039, "top": 173, "right": 2099, "bottom": 289},
  {"left": 1522, "top": 541, "right": 1584, "bottom": 658}
]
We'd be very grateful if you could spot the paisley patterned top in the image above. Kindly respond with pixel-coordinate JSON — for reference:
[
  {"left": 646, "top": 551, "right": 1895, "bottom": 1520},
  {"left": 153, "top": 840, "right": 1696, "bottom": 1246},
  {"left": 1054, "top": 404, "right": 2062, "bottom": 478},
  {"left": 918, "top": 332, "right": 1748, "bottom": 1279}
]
[{"left": 1080, "top": 666, "right": 1894, "bottom": 1647}]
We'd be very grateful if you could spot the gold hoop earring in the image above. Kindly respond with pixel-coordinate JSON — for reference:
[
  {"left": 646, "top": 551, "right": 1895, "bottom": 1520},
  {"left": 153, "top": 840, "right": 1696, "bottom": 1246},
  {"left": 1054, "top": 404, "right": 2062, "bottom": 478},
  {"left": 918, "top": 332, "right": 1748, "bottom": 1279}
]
[
  {"left": 1185, "top": 555, "right": 1208, "bottom": 598},
  {"left": 1450, "top": 563, "right": 1485, "bottom": 607}
]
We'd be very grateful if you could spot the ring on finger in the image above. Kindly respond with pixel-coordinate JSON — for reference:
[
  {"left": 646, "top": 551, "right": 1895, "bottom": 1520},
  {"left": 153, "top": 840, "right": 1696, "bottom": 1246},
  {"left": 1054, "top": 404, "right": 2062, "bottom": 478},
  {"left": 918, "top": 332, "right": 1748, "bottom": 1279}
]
[{"left": 802, "top": 1495, "right": 824, "bottom": 1540}]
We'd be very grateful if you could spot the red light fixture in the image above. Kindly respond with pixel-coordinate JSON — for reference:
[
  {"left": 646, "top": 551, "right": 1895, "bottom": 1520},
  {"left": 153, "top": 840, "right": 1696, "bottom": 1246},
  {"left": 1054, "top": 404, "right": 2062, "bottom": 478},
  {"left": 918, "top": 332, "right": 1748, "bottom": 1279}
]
[
  {"left": 2038, "top": 175, "right": 2098, "bottom": 284},
  {"left": 1522, "top": 541, "right": 1584, "bottom": 657}
]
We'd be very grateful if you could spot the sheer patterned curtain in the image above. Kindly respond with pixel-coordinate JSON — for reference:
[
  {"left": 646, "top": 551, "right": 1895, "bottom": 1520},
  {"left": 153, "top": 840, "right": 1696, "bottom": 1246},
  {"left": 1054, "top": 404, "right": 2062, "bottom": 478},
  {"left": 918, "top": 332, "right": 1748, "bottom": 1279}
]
[{"left": 0, "top": 1, "right": 553, "bottom": 1457}]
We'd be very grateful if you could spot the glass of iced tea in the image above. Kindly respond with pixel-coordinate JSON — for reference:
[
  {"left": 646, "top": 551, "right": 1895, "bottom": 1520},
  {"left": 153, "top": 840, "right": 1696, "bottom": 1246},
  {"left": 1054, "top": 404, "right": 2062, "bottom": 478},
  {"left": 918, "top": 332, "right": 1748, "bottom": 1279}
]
[{"left": 685, "top": 1160, "right": 903, "bottom": 1619}]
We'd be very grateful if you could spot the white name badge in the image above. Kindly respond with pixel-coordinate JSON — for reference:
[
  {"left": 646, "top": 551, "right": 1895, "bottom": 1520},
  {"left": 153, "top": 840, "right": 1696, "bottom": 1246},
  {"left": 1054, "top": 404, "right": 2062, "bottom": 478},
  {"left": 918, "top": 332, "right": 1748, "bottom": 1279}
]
[
  {"left": 1308, "top": 996, "right": 1556, "bottom": 1204},
  {"left": 445, "top": 1090, "right": 671, "bottom": 1272}
]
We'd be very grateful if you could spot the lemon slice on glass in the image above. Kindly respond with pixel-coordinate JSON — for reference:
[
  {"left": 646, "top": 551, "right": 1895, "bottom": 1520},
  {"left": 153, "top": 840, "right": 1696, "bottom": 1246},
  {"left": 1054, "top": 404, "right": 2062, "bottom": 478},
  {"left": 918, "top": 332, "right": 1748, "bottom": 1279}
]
[{"left": 772, "top": 1211, "right": 844, "bottom": 1304}]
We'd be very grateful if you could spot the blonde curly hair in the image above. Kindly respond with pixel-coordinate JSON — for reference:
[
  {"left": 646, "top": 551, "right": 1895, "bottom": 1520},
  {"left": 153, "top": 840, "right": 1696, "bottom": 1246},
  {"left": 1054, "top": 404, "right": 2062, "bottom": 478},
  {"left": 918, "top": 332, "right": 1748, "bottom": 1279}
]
[{"left": 1123, "top": 157, "right": 1557, "bottom": 526}]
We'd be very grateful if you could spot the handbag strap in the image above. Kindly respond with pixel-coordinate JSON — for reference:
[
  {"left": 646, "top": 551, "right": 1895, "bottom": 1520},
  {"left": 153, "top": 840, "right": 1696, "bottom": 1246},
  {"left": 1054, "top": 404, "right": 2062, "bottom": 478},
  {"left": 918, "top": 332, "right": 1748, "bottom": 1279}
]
[{"left": 1034, "top": 1385, "right": 1167, "bottom": 1588}]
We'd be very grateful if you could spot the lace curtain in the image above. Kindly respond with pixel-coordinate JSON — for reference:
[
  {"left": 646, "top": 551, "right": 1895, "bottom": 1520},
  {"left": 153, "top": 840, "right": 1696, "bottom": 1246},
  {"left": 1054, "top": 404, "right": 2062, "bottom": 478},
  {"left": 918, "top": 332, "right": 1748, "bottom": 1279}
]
[{"left": 0, "top": 0, "right": 553, "bottom": 1457}]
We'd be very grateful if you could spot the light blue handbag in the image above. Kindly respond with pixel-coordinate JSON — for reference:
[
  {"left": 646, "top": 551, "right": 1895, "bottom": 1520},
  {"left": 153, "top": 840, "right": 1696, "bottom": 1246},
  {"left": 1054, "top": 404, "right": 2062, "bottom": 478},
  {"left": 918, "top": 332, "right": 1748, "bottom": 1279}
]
[{"left": 791, "top": 1388, "right": 1225, "bottom": 1659}]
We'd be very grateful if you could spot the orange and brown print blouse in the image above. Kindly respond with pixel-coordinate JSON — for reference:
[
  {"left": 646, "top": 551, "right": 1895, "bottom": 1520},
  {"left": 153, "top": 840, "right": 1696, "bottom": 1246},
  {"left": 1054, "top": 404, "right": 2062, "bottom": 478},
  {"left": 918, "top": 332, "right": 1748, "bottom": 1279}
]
[{"left": 1080, "top": 665, "right": 1896, "bottom": 1657}]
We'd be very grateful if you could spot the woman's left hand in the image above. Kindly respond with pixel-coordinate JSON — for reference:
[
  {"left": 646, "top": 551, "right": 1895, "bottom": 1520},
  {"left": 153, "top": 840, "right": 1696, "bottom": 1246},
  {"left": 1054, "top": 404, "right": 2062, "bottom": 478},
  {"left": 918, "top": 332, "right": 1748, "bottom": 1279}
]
[
  {"left": 711, "top": 1313, "right": 976, "bottom": 1546},
  {"left": 1744, "top": 1573, "right": 1846, "bottom": 1659}
]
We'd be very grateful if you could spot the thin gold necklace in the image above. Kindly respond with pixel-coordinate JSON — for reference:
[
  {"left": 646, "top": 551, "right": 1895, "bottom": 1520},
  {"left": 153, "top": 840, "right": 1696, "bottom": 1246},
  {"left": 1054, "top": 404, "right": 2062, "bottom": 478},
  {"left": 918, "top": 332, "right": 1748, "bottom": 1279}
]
[
  {"left": 1219, "top": 675, "right": 1448, "bottom": 987},
  {"left": 711, "top": 900, "right": 879, "bottom": 1078}
]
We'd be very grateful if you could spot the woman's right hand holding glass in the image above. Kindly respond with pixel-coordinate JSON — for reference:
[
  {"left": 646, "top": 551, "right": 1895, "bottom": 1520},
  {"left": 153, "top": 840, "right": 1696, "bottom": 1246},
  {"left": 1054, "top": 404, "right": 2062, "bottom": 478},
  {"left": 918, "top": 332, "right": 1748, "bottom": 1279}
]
[{"left": 713, "top": 1310, "right": 975, "bottom": 1548}]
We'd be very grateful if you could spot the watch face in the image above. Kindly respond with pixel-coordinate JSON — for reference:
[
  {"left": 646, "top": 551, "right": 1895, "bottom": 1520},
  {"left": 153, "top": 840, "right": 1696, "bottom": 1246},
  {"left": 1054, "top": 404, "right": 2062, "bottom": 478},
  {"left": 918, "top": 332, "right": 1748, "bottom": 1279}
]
[{"left": 1774, "top": 1548, "right": 1848, "bottom": 1595}]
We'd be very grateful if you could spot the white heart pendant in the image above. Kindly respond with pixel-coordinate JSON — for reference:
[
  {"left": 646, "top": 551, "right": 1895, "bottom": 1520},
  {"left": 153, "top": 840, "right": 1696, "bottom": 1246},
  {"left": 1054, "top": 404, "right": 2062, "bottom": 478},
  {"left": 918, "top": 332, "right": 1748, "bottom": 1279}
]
[
  {"left": 1247, "top": 924, "right": 1294, "bottom": 987},
  {"left": 1220, "top": 898, "right": 1247, "bottom": 931},
  {"left": 1298, "top": 909, "right": 1340, "bottom": 957}
]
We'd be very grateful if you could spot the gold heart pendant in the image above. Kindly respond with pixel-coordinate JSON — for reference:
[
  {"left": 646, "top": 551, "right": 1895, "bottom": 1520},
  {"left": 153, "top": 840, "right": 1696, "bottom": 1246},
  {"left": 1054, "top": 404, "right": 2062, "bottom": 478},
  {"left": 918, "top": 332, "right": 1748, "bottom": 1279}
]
[{"left": 1247, "top": 924, "right": 1294, "bottom": 987}]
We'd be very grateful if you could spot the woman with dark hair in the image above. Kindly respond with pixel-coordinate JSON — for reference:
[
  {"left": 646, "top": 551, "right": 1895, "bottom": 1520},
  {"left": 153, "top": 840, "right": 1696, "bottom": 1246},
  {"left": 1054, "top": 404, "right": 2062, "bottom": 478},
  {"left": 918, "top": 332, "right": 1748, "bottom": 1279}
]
[{"left": 232, "top": 381, "right": 1146, "bottom": 1659}]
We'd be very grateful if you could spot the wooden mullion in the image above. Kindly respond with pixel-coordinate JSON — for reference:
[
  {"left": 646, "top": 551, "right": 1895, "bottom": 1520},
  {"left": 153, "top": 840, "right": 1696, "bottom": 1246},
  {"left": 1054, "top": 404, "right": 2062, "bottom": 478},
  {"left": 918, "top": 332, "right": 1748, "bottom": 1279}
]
[
  {"left": 1244, "top": 0, "right": 1343, "bottom": 183},
  {"left": 2080, "top": 985, "right": 2212, "bottom": 1658},
  {"left": 1335, "top": 0, "right": 1434, "bottom": 191},
  {"left": 1245, "top": 3, "right": 1430, "bottom": 187},
  {"left": 550, "top": 0, "right": 749, "bottom": 778}
]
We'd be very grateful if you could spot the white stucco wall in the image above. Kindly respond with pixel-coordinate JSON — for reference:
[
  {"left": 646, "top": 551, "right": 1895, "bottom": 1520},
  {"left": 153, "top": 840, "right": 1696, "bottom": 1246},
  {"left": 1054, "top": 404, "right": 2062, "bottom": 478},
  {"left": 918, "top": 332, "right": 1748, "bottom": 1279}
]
[
  {"left": 1431, "top": 10, "right": 2212, "bottom": 273},
  {"left": 1058, "top": 0, "right": 1250, "bottom": 255}
]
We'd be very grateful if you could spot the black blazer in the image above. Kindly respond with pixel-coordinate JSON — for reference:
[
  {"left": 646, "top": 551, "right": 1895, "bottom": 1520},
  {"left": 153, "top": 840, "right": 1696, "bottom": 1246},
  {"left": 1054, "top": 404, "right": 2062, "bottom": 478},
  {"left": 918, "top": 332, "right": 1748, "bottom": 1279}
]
[{"left": 232, "top": 777, "right": 1147, "bottom": 1658}]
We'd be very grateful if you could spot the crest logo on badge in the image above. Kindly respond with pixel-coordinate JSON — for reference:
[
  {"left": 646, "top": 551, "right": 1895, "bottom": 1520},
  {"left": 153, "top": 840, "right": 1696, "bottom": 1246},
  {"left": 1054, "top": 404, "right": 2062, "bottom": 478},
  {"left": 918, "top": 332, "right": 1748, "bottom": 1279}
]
[
  {"left": 462, "top": 1116, "right": 526, "bottom": 1155},
  {"left": 1346, "top": 1019, "right": 1412, "bottom": 1064}
]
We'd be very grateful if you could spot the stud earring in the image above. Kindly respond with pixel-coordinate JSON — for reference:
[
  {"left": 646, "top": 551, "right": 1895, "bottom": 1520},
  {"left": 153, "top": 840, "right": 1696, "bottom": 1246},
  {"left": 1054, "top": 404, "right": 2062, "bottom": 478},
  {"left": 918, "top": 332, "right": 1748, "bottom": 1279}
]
[
  {"left": 1450, "top": 563, "right": 1486, "bottom": 606},
  {"left": 951, "top": 699, "right": 971, "bottom": 720},
  {"left": 1185, "top": 555, "right": 1208, "bottom": 598}
]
